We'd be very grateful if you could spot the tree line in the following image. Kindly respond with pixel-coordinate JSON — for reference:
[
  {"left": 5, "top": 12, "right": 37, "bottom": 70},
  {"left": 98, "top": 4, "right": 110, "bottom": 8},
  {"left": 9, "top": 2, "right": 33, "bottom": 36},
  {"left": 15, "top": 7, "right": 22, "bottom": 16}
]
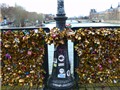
[{"left": 0, "top": 3, "right": 54, "bottom": 27}]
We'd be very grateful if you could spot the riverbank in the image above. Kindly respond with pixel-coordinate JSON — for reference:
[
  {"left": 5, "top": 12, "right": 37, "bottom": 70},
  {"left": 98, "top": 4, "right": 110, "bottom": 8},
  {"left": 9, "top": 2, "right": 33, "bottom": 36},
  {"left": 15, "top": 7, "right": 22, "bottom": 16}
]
[{"left": 104, "top": 20, "right": 120, "bottom": 24}]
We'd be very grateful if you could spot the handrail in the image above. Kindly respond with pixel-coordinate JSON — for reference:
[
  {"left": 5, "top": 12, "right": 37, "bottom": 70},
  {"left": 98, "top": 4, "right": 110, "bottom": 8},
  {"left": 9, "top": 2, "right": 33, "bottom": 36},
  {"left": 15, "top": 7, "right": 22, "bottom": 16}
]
[
  {"left": 71, "top": 26, "right": 120, "bottom": 31},
  {"left": 1, "top": 26, "right": 120, "bottom": 32},
  {"left": 1, "top": 27, "right": 50, "bottom": 33}
]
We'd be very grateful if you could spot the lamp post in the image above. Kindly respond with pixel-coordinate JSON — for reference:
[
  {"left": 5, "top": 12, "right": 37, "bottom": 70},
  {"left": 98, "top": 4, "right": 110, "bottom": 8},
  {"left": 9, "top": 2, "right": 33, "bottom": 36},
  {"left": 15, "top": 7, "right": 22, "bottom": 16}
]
[
  {"left": 47, "top": 0, "right": 74, "bottom": 89},
  {"left": 54, "top": 0, "right": 67, "bottom": 31}
]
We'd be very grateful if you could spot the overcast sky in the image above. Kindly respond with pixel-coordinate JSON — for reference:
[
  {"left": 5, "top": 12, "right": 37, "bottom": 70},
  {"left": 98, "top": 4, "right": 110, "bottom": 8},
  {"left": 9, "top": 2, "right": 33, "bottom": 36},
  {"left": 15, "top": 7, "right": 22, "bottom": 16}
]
[{"left": 0, "top": 0, "right": 120, "bottom": 17}]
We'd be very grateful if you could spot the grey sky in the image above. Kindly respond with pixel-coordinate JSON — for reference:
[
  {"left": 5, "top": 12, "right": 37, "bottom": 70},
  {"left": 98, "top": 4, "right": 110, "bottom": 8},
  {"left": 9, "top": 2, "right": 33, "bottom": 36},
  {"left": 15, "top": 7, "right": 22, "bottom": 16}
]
[{"left": 0, "top": 0, "right": 120, "bottom": 17}]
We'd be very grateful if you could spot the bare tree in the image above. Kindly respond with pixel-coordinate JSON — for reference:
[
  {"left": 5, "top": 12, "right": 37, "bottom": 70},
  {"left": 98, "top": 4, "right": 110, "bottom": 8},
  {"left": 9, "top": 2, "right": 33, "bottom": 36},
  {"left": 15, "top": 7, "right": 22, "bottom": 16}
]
[
  {"left": 13, "top": 4, "right": 28, "bottom": 27},
  {"left": 0, "top": 3, "right": 46, "bottom": 27},
  {"left": 0, "top": 3, "right": 9, "bottom": 18}
]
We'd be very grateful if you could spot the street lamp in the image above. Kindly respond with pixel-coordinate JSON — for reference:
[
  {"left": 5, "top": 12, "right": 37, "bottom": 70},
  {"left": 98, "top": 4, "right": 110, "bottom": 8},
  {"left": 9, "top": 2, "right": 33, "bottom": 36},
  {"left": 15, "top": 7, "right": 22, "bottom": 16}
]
[
  {"left": 54, "top": 0, "right": 67, "bottom": 31},
  {"left": 47, "top": 0, "right": 74, "bottom": 89}
]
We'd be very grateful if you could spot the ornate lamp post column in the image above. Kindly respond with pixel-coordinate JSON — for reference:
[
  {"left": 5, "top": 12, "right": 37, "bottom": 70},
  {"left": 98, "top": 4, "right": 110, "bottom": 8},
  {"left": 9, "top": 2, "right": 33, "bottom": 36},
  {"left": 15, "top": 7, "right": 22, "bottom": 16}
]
[
  {"left": 47, "top": 0, "right": 74, "bottom": 89},
  {"left": 54, "top": 0, "right": 67, "bottom": 31}
]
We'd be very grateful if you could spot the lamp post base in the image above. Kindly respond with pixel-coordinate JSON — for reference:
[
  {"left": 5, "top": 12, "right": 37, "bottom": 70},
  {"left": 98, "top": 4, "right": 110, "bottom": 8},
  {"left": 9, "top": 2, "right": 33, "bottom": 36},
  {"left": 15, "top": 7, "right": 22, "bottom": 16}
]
[
  {"left": 47, "top": 44, "right": 74, "bottom": 90},
  {"left": 47, "top": 76, "right": 74, "bottom": 90}
]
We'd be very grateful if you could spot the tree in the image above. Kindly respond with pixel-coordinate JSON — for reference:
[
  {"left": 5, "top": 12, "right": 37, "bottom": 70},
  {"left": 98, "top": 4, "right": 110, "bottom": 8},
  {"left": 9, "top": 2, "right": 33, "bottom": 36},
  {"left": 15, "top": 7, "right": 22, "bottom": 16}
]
[
  {"left": 0, "top": 3, "right": 45, "bottom": 27},
  {"left": 0, "top": 3, "right": 9, "bottom": 18},
  {"left": 13, "top": 4, "right": 28, "bottom": 27}
]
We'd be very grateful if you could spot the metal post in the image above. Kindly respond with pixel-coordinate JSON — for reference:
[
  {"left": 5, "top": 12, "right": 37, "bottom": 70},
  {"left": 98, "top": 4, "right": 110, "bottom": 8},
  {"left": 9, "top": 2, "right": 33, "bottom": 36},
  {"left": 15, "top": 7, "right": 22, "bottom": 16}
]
[
  {"left": 54, "top": 0, "right": 67, "bottom": 31},
  {"left": 47, "top": 0, "right": 74, "bottom": 89}
]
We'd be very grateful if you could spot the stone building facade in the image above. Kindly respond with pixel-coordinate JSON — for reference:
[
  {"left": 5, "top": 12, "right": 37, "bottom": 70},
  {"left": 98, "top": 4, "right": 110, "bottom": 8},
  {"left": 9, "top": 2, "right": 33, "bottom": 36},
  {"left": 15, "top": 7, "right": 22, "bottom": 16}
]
[{"left": 89, "top": 3, "right": 120, "bottom": 23}]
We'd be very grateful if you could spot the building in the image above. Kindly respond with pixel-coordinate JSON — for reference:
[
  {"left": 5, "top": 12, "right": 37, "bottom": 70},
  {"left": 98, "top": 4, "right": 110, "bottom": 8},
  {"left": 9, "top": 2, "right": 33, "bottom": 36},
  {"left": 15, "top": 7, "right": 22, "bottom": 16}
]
[{"left": 89, "top": 3, "right": 120, "bottom": 23}]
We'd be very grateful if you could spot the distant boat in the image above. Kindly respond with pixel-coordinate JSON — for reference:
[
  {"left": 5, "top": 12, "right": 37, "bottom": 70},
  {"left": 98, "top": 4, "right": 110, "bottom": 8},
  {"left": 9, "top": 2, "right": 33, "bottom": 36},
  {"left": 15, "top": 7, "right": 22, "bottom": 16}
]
[
  {"left": 78, "top": 20, "right": 82, "bottom": 23},
  {"left": 40, "top": 23, "right": 45, "bottom": 26},
  {"left": 91, "top": 19, "right": 104, "bottom": 23},
  {"left": 35, "top": 23, "right": 45, "bottom": 27},
  {"left": 92, "top": 19, "right": 100, "bottom": 23}
]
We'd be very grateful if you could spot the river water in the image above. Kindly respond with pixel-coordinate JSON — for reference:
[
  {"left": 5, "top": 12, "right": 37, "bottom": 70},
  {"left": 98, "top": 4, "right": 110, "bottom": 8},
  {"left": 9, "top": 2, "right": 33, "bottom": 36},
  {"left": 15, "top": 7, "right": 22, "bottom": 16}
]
[
  {"left": 45, "top": 20, "right": 120, "bottom": 29},
  {"left": 45, "top": 20, "right": 120, "bottom": 75}
]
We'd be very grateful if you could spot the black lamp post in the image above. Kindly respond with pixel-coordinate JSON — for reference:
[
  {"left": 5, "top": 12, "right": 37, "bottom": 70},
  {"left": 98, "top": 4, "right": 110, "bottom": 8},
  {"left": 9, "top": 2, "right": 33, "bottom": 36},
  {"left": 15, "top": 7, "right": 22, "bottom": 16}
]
[
  {"left": 54, "top": 0, "right": 67, "bottom": 31},
  {"left": 47, "top": 0, "right": 74, "bottom": 89}
]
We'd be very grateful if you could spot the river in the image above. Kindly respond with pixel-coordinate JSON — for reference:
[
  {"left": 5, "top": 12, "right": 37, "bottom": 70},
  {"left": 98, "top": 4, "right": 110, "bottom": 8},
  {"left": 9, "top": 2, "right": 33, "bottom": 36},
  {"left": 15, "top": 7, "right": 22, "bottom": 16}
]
[{"left": 45, "top": 20, "right": 120, "bottom": 29}]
